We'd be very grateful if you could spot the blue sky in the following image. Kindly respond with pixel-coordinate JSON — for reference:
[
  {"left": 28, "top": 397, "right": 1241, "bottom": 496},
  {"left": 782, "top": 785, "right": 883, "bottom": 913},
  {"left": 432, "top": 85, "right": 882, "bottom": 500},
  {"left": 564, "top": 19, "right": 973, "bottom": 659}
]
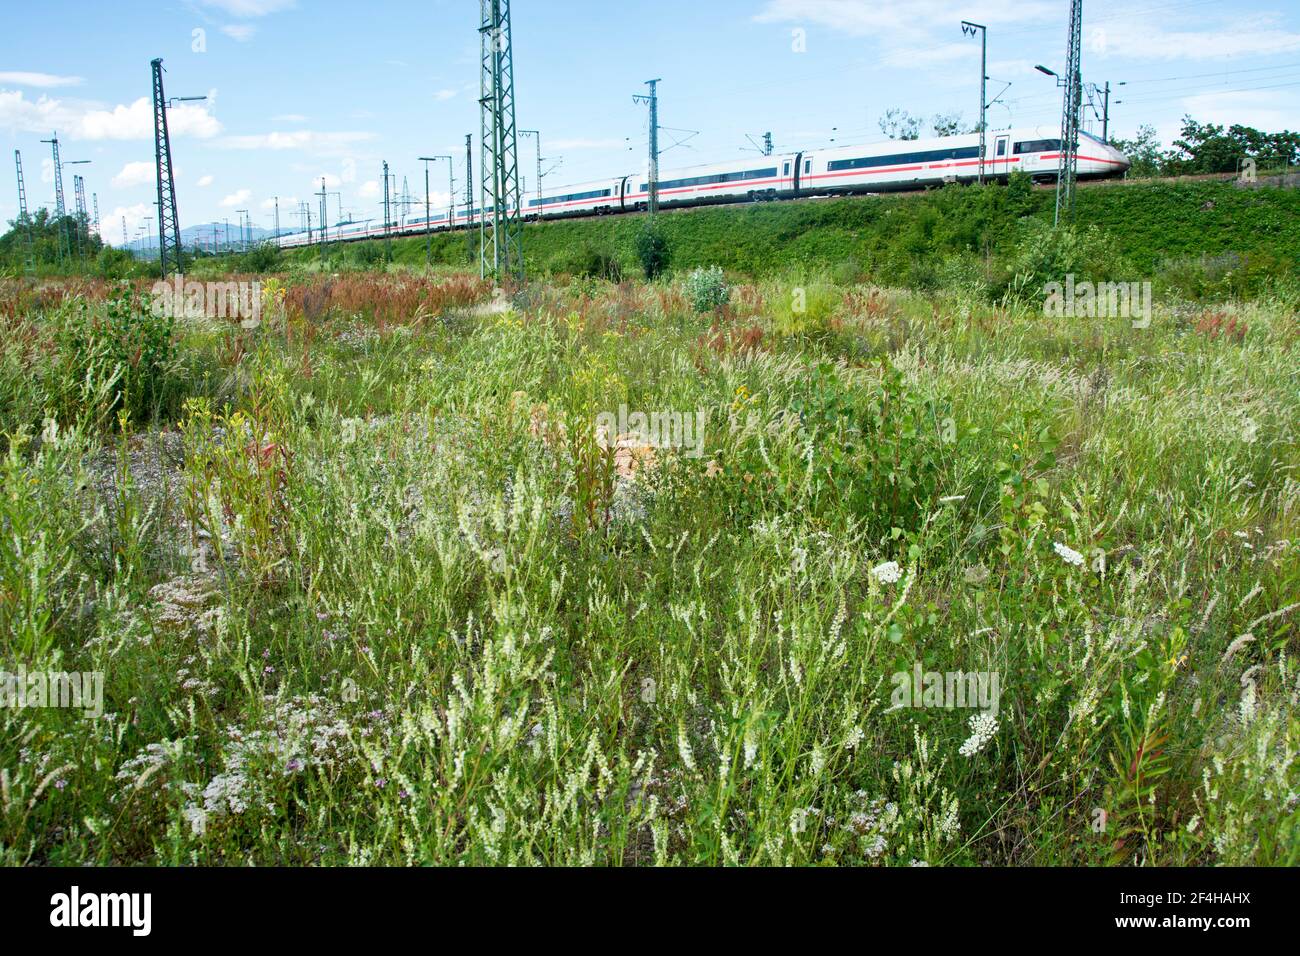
[{"left": 3, "top": 0, "right": 1299, "bottom": 245}]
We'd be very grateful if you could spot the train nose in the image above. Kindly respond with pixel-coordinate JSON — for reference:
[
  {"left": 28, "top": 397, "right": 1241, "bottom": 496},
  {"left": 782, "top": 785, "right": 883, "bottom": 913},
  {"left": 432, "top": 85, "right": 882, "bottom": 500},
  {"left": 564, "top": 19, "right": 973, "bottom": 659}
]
[{"left": 1110, "top": 144, "right": 1131, "bottom": 172}]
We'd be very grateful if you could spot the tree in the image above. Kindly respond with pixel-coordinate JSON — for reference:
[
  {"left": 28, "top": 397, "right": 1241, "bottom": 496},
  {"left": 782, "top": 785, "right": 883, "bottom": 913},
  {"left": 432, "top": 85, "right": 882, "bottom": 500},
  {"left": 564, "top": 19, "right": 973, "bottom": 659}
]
[
  {"left": 1109, "top": 117, "right": 1300, "bottom": 178},
  {"left": 1108, "top": 124, "right": 1166, "bottom": 178},
  {"left": 879, "top": 108, "right": 922, "bottom": 141},
  {"left": 1167, "top": 116, "right": 1298, "bottom": 175},
  {"left": 931, "top": 112, "right": 964, "bottom": 138},
  {"left": 1, "top": 206, "right": 119, "bottom": 275}
]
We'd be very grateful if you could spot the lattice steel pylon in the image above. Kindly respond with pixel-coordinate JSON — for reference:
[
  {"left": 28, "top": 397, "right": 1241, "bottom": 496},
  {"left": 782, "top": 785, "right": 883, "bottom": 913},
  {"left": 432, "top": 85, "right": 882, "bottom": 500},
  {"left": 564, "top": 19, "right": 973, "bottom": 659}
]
[
  {"left": 1054, "top": 0, "right": 1083, "bottom": 226},
  {"left": 40, "top": 133, "right": 66, "bottom": 264},
  {"left": 151, "top": 58, "right": 185, "bottom": 277},
  {"left": 40, "top": 133, "right": 65, "bottom": 218},
  {"left": 14, "top": 150, "right": 35, "bottom": 275},
  {"left": 478, "top": 0, "right": 524, "bottom": 281},
  {"left": 73, "top": 174, "right": 87, "bottom": 260}
]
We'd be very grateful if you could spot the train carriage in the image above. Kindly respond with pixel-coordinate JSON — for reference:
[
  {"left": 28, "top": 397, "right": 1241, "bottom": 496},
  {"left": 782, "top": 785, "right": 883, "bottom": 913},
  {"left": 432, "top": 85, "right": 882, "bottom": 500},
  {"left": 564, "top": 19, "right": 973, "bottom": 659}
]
[{"left": 275, "top": 128, "right": 1129, "bottom": 249}]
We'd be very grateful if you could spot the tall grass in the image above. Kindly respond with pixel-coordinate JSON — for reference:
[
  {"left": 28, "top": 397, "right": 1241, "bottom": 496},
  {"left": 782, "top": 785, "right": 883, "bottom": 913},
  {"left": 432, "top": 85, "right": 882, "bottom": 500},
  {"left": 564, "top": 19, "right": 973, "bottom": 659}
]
[{"left": 1, "top": 270, "right": 1296, "bottom": 865}]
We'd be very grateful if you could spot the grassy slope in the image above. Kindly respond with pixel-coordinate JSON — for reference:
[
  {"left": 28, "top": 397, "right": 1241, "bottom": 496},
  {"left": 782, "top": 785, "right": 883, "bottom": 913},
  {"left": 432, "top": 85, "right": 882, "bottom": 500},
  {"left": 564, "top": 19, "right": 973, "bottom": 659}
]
[{"left": 281, "top": 176, "right": 1300, "bottom": 281}]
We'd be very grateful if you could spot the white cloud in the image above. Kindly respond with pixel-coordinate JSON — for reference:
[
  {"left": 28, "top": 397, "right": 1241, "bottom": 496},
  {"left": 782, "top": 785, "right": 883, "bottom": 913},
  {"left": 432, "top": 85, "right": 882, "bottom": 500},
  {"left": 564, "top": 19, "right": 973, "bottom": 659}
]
[
  {"left": 271, "top": 113, "right": 308, "bottom": 123},
  {"left": 753, "top": 1, "right": 1057, "bottom": 40},
  {"left": 102, "top": 202, "right": 154, "bottom": 245},
  {"left": 221, "top": 188, "right": 252, "bottom": 207},
  {"left": 197, "top": 0, "right": 295, "bottom": 16},
  {"left": 80, "top": 97, "right": 223, "bottom": 140},
  {"left": 1177, "top": 90, "right": 1300, "bottom": 136},
  {"left": 260, "top": 196, "right": 296, "bottom": 210},
  {"left": 0, "top": 90, "right": 222, "bottom": 140},
  {"left": 0, "top": 71, "right": 83, "bottom": 88},
  {"left": 1083, "top": 16, "right": 1300, "bottom": 61},
  {"left": 222, "top": 24, "right": 257, "bottom": 41},
  {"left": 197, "top": 174, "right": 215, "bottom": 187},
  {"left": 310, "top": 172, "right": 342, "bottom": 189},
  {"left": 433, "top": 89, "right": 457, "bottom": 102},
  {"left": 359, "top": 180, "right": 380, "bottom": 198},
  {"left": 111, "top": 161, "right": 155, "bottom": 189},
  {"left": 217, "top": 130, "right": 375, "bottom": 153}
]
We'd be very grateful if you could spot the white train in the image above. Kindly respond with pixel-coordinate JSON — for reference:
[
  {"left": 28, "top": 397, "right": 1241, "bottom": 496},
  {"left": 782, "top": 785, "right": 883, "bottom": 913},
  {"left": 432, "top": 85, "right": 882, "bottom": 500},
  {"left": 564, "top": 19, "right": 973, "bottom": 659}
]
[{"left": 276, "top": 127, "right": 1129, "bottom": 248}]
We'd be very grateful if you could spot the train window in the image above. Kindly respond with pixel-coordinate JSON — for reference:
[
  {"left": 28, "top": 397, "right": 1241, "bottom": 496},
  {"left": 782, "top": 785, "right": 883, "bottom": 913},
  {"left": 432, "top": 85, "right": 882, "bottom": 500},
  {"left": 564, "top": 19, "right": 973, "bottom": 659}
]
[
  {"left": 783, "top": 162, "right": 790, "bottom": 176},
  {"left": 827, "top": 146, "right": 980, "bottom": 172},
  {"left": 996, "top": 140, "right": 1006, "bottom": 157},
  {"left": 1013, "top": 139, "right": 1061, "bottom": 154},
  {"left": 650, "top": 167, "right": 777, "bottom": 191},
  {"left": 804, "top": 160, "right": 811, "bottom": 174}
]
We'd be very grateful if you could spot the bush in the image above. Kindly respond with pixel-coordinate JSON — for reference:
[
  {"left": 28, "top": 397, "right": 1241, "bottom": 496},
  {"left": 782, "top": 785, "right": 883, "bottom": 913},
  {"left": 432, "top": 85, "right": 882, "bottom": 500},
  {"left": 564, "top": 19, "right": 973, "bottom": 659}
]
[
  {"left": 553, "top": 243, "right": 623, "bottom": 281},
  {"left": 239, "top": 243, "right": 281, "bottom": 274},
  {"left": 52, "top": 285, "right": 183, "bottom": 428},
  {"left": 635, "top": 219, "right": 670, "bottom": 279},
  {"left": 95, "top": 245, "right": 140, "bottom": 280},
  {"left": 684, "top": 266, "right": 730, "bottom": 312},
  {"left": 771, "top": 276, "right": 840, "bottom": 335},
  {"left": 350, "top": 241, "right": 384, "bottom": 268},
  {"left": 999, "top": 220, "right": 1131, "bottom": 305}
]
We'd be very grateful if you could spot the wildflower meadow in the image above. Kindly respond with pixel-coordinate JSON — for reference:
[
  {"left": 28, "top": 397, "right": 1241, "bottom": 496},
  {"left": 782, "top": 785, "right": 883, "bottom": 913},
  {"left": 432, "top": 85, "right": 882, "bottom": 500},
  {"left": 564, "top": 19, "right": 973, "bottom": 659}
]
[{"left": 0, "top": 268, "right": 1296, "bottom": 867}]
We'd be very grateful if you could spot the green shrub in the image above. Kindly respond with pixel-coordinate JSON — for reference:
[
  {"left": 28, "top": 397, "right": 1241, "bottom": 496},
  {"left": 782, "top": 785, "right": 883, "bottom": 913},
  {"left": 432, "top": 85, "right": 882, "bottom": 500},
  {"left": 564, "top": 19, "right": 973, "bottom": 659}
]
[
  {"left": 684, "top": 265, "right": 729, "bottom": 312},
  {"left": 553, "top": 243, "right": 623, "bottom": 281},
  {"left": 239, "top": 243, "right": 282, "bottom": 274},
  {"left": 52, "top": 285, "right": 183, "bottom": 428},
  {"left": 635, "top": 219, "right": 670, "bottom": 279},
  {"left": 770, "top": 276, "right": 840, "bottom": 334}
]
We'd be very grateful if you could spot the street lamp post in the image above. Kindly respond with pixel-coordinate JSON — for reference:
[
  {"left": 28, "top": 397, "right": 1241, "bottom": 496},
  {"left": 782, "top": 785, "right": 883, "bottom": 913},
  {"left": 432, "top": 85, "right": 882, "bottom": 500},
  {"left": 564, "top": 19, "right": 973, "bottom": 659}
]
[
  {"left": 960, "top": 22, "right": 987, "bottom": 185},
  {"left": 520, "top": 130, "right": 542, "bottom": 218},
  {"left": 418, "top": 155, "right": 453, "bottom": 273}
]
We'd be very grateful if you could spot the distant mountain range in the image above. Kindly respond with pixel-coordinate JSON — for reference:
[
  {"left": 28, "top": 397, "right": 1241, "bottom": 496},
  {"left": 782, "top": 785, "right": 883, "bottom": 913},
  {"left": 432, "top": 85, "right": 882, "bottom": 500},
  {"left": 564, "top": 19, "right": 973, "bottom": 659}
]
[{"left": 118, "top": 221, "right": 279, "bottom": 255}]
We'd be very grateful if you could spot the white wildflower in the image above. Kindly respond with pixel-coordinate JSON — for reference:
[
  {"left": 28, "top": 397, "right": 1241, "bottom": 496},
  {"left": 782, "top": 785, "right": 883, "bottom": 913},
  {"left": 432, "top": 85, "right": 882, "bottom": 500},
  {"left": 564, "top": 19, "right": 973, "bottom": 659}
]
[
  {"left": 810, "top": 744, "right": 826, "bottom": 776},
  {"left": 959, "top": 712, "right": 998, "bottom": 757},
  {"left": 677, "top": 723, "right": 697, "bottom": 772},
  {"left": 1053, "top": 542, "right": 1085, "bottom": 567},
  {"left": 871, "top": 561, "right": 903, "bottom": 584}
]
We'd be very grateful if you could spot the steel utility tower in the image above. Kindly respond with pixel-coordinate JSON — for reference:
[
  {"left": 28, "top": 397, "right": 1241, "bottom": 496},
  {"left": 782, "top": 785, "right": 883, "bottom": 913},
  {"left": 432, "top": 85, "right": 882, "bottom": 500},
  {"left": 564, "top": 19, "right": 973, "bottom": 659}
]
[
  {"left": 14, "top": 150, "right": 36, "bottom": 275},
  {"left": 634, "top": 79, "right": 662, "bottom": 215},
  {"left": 961, "top": 21, "right": 987, "bottom": 184},
  {"left": 478, "top": 0, "right": 524, "bottom": 281},
  {"left": 40, "top": 134, "right": 67, "bottom": 263},
  {"left": 151, "top": 58, "right": 185, "bottom": 276},
  {"left": 92, "top": 192, "right": 100, "bottom": 235},
  {"left": 40, "top": 133, "right": 65, "bottom": 217},
  {"left": 1055, "top": 0, "right": 1083, "bottom": 225},
  {"left": 73, "top": 174, "right": 88, "bottom": 259}
]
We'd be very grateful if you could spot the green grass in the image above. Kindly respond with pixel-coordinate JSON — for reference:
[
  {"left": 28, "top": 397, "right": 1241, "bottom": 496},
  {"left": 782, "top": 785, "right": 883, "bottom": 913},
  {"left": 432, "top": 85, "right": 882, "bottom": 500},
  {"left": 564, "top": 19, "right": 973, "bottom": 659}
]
[
  {"left": 1, "top": 271, "right": 1297, "bottom": 866},
  {"left": 270, "top": 175, "right": 1300, "bottom": 302}
]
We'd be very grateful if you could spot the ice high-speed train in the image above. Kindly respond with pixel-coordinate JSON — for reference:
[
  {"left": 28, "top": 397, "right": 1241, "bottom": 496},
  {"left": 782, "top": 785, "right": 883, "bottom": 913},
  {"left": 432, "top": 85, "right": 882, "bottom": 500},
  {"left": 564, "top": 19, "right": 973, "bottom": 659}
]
[{"left": 276, "top": 127, "right": 1129, "bottom": 248}]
